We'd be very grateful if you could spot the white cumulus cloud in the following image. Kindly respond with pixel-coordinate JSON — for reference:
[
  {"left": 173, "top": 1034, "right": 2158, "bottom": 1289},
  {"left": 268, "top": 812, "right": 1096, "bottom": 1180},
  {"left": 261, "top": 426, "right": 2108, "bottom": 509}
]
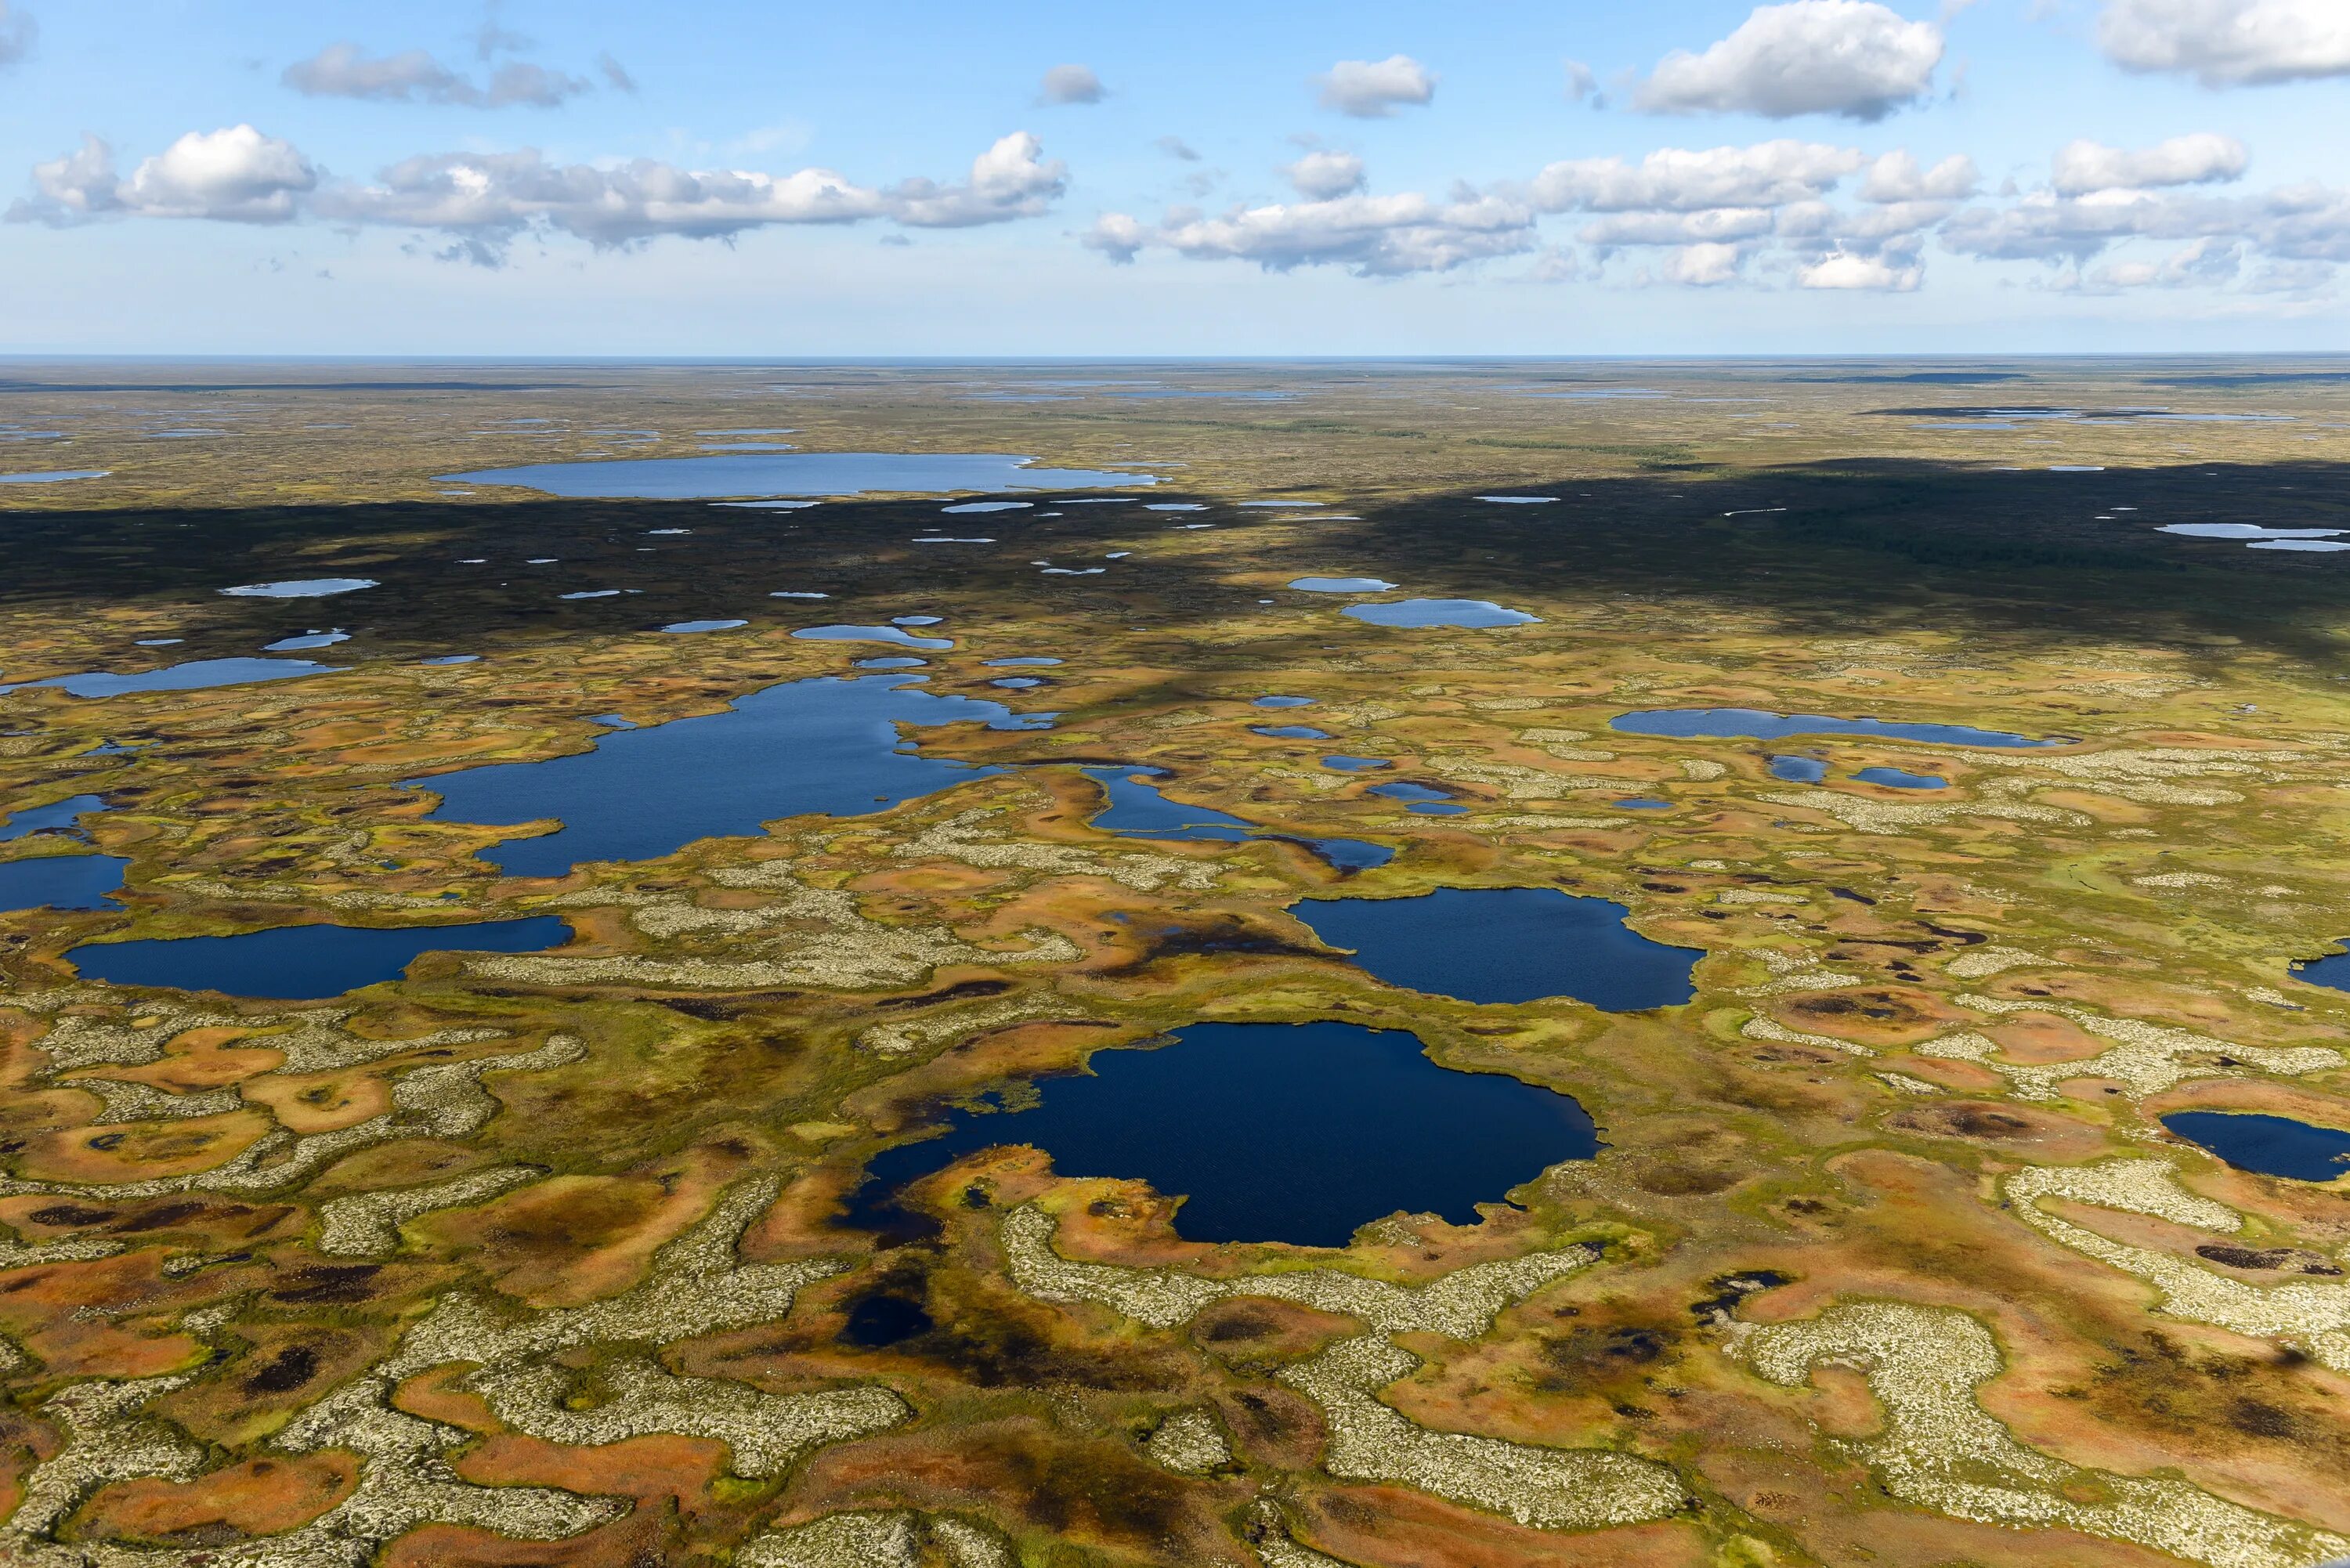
[
  {"left": 2098, "top": 0, "right": 2350, "bottom": 86},
  {"left": 283, "top": 42, "right": 591, "bottom": 107},
  {"left": 1636, "top": 1, "right": 1944, "bottom": 121},
  {"left": 11, "top": 127, "right": 1066, "bottom": 257},
  {"left": 1664, "top": 241, "right": 1745, "bottom": 284},
  {"left": 1531, "top": 140, "right": 1865, "bottom": 212},
  {"left": 1799, "top": 247, "right": 1922, "bottom": 287},
  {"left": 1085, "top": 189, "right": 1534, "bottom": 276},
  {"left": 1039, "top": 63, "right": 1104, "bottom": 105},
  {"left": 2050, "top": 132, "right": 2248, "bottom": 194},
  {"left": 12, "top": 125, "right": 316, "bottom": 224},
  {"left": 1858, "top": 149, "right": 1977, "bottom": 201},
  {"left": 1318, "top": 55, "right": 1436, "bottom": 117},
  {"left": 1284, "top": 150, "right": 1365, "bottom": 199}
]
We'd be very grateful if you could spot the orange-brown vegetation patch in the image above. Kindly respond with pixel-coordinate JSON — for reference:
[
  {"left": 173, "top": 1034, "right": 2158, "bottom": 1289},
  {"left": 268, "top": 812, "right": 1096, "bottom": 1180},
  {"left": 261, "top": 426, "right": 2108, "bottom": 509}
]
[
  {"left": 240, "top": 1067, "right": 394, "bottom": 1133},
  {"left": 797, "top": 1416, "right": 1245, "bottom": 1563},
  {"left": 1885, "top": 1099, "right": 2114, "bottom": 1159},
  {"left": 0, "top": 1254, "right": 243, "bottom": 1378},
  {"left": 1766, "top": 986, "right": 1969, "bottom": 1048},
  {"left": 154, "top": 1322, "right": 394, "bottom": 1445},
  {"left": 1984, "top": 1010, "right": 2110, "bottom": 1064},
  {"left": 16, "top": 1106, "right": 276, "bottom": 1185},
  {"left": 380, "top": 1514, "right": 665, "bottom": 1568},
  {"left": 1289, "top": 1483, "right": 1705, "bottom": 1568},
  {"left": 414, "top": 1143, "right": 749, "bottom": 1307},
  {"left": 70, "top": 1453, "right": 356, "bottom": 1545}
]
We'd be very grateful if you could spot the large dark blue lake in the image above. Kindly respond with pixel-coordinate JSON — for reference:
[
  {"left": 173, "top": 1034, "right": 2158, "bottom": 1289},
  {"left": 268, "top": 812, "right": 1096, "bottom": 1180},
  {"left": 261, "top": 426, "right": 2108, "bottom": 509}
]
[
  {"left": 1612, "top": 708, "right": 2063, "bottom": 749},
  {"left": 844, "top": 1021, "right": 1598, "bottom": 1246},
  {"left": 66, "top": 915, "right": 570, "bottom": 999},
  {"left": 439, "top": 452, "right": 1159, "bottom": 500},
  {"left": 2162, "top": 1111, "right": 2350, "bottom": 1183},
  {"left": 412, "top": 674, "right": 1043, "bottom": 877},
  {"left": 1290, "top": 887, "right": 1699, "bottom": 1010}
]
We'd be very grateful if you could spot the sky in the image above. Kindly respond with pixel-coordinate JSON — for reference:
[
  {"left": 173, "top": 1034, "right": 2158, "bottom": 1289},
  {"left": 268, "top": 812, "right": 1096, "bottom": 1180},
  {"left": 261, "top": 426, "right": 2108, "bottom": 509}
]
[{"left": 3, "top": 0, "right": 2348, "bottom": 356}]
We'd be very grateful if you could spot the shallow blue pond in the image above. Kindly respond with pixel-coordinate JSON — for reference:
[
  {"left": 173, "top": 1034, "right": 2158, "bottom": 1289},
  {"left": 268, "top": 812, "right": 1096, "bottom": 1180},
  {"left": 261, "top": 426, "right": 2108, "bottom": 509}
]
[
  {"left": 1290, "top": 887, "right": 1699, "bottom": 1010},
  {"left": 1, "top": 794, "right": 105, "bottom": 842},
  {"left": 1851, "top": 766, "right": 1947, "bottom": 790},
  {"left": 0, "top": 659, "right": 343, "bottom": 699},
  {"left": 67, "top": 915, "right": 570, "bottom": 999},
  {"left": 1343, "top": 598, "right": 1539, "bottom": 629},
  {"left": 1365, "top": 781, "right": 1462, "bottom": 816},
  {"left": 1079, "top": 765, "right": 1392, "bottom": 870},
  {"left": 794, "top": 624, "right": 953, "bottom": 650},
  {"left": 220, "top": 579, "right": 378, "bottom": 599},
  {"left": 1253, "top": 695, "right": 1315, "bottom": 708},
  {"left": 0, "top": 469, "right": 110, "bottom": 485},
  {"left": 0, "top": 855, "right": 128, "bottom": 912},
  {"left": 1321, "top": 755, "right": 1391, "bottom": 771},
  {"left": 1767, "top": 755, "right": 1828, "bottom": 782},
  {"left": 1290, "top": 576, "right": 1397, "bottom": 593},
  {"left": 438, "top": 452, "right": 1159, "bottom": 500},
  {"left": 413, "top": 674, "right": 1043, "bottom": 877},
  {"left": 842, "top": 1021, "right": 1597, "bottom": 1246},
  {"left": 1613, "top": 708, "right": 2063, "bottom": 748},
  {"left": 2162, "top": 1111, "right": 2350, "bottom": 1183},
  {"left": 1249, "top": 725, "right": 1332, "bottom": 740},
  {"left": 2292, "top": 947, "right": 2350, "bottom": 994}
]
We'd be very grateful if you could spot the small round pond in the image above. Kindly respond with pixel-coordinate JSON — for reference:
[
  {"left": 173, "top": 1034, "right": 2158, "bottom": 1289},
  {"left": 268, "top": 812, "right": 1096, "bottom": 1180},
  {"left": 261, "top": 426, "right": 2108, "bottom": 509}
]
[{"left": 2163, "top": 1111, "right": 2350, "bottom": 1183}]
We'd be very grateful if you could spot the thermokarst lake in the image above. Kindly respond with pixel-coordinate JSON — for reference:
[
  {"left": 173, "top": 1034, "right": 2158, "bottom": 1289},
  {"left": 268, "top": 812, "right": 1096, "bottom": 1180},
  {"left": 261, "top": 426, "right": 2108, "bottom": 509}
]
[
  {"left": 411, "top": 673, "right": 1044, "bottom": 876},
  {"left": 842, "top": 1021, "right": 1600, "bottom": 1246},
  {"left": 1289, "top": 887, "right": 1701, "bottom": 1010}
]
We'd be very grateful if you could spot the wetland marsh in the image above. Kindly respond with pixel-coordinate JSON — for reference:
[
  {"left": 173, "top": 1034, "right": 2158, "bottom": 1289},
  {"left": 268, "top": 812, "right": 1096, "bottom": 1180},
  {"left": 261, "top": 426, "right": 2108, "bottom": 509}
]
[{"left": 2, "top": 356, "right": 2349, "bottom": 1568}]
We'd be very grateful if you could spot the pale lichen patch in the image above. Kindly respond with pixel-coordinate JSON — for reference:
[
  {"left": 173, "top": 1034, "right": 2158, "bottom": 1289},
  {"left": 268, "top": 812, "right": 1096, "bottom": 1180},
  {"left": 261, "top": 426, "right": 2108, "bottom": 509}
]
[
  {"left": 1142, "top": 1407, "right": 1231, "bottom": 1474},
  {"left": 997, "top": 1205, "right": 1683, "bottom": 1529},
  {"left": 1744, "top": 1298, "right": 2349, "bottom": 1568},
  {"left": 2004, "top": 1161, "right": 2350, "bottom": 1373}
]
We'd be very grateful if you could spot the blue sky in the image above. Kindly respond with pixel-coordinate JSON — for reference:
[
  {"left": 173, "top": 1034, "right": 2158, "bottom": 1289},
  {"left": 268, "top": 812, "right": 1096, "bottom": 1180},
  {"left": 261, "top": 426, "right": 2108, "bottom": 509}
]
[{"left": 5, "top": 0, "right": 2347, "bottom": 354}]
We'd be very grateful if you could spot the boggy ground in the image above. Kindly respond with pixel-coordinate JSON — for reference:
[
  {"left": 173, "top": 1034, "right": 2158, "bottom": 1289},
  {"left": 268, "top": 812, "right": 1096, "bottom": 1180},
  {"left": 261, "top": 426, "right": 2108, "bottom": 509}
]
[{"left": 1, "top": 361, "right": 2348, "bottom": 1567}]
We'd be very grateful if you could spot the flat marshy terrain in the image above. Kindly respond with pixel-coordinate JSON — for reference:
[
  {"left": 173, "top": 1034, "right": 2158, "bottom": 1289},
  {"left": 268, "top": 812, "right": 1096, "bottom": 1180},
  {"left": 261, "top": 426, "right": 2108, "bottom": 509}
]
[{"left": 2, "top": 359, "right": 2348, "bottom": 1568}]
